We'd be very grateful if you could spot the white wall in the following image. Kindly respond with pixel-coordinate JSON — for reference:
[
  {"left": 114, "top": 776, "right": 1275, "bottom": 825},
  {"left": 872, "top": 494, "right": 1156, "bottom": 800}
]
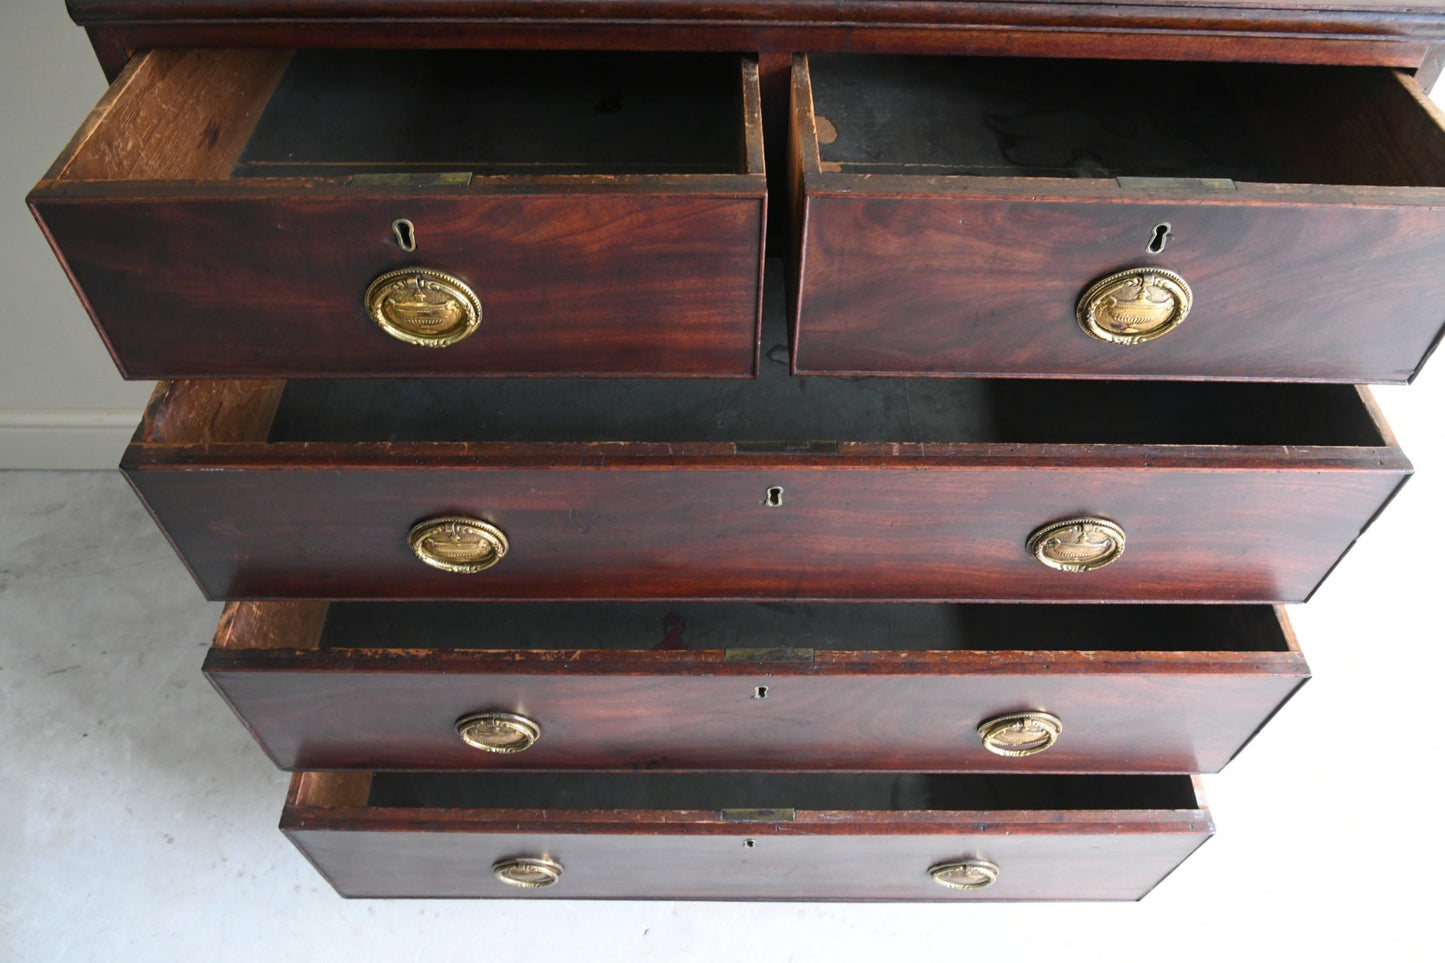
[{"left": 0, "top": 3, "right": 155, "bottom": 468}]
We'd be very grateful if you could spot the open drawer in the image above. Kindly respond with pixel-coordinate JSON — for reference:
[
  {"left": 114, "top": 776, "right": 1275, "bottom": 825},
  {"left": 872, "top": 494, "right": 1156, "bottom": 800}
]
[
  {"left": 208, "top": 600, "right": 1308, "bottom": 773},
  {"left": 30, "top": 49, "right": 766, "bottom": 378},
  {"left": 123, "top": 322, "right": 1409, "bottom": 602},
  {"left": 282, "top": 770, "right": 1212, "bottom": 899},
  {"left": 790, "top": 54, "right": 1445, "bottom": 382}
]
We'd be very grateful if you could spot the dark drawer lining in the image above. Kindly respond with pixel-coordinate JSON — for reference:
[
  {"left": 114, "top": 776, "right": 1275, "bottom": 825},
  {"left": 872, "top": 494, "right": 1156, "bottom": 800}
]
[
  {"left": 268, "top": 367, "right": 1385, "bottom": 447},
  {"left": 319, "top": 602, "right": 1288, "bottom": 653},
  {"left": 365, "top": 772, "right": 1199, "bottom": 812},
  {"left": 233, "top": 50, "right": 748, "bottom": 178},
  {"left": 808, "top": 55, "right": 1445, "bottom": 187}
]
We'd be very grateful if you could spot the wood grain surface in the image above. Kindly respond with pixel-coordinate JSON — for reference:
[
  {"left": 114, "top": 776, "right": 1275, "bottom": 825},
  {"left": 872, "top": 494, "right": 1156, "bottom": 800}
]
[
  {"left": 65, "top": 2, "right": 1445, "bottom": 83},
  {"left": 30, "top": 51, "right": 767, "bottom": 378},
  {"left": 125, "top": 435, "right": 1409, "bottom": 603},
  {"left": 206, "top": 600, "right": 1307, "bottom": 773},
  {"left": 281, "top": 770, "right": 1211, "bottom": 899},
  {"left": 791, "top": 56, "right": 1445, "bottom": 383},
  {"left": 35, "top": 191, "right": 766, "bottom": 377},
  {"left": 122, "top": 370, "right": 1411, "bottom": 603}
]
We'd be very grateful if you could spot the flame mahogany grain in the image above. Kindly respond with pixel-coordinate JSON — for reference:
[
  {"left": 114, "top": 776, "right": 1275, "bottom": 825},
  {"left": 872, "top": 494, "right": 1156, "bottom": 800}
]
[
  {"left": 206, "top": 600, "right": 1308, "bottom": 773},
  {"left": 280, "top": 770, "right": 1212, "bottom": 900},
  {"left": 30, "top": 51, "right": 767, "bottom": 379},
  {"left": 122, "top": 375, "right": 1410, "bottom": 603},
  {"left": 790, "top": 55, "right": 1445, "bottom": 383}
]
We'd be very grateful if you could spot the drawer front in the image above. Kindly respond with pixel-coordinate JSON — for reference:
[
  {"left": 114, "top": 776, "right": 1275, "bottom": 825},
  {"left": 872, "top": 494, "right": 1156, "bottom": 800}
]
[
  {"left": 29, "top": 48, "right": 767, "bottom": 378},
  {"left": 282, "top": 772, "right": 1212, "bottom": 900},
  {"left": 36, "top": 192, "right": 766, "bottom": 377},
  {"left": 130, "top": 459, "right": 1403, "bottom": 602},
  {"left": 208, "top": 601, "right": 1307, "bottom": 773},
  {"left": 289, "top": 825, "right": 1208, "bottom": 901},
  {"left": 795, "top": 195, "right": 1445, "bottom": 382},
  {"left": 790, "top": 54, "right": 1445, "bottom": 382}
]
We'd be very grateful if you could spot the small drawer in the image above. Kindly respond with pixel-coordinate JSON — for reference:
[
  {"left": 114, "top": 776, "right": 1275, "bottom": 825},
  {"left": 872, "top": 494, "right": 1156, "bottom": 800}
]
[
  {"left": 29, "top": 49, "right": 766, "bottom": 378},
  {"left": 281, "top": 770, "right": 1212, "bottom": 899},
  {"left": 207, "top": 601, "right": 1307, "bottom": 773},
  {"left": 123, "top": 326, "right": 1408, "bottom": 602},
  {"left": 790, "top": 54, "right": 1445, "bottom": 382}
]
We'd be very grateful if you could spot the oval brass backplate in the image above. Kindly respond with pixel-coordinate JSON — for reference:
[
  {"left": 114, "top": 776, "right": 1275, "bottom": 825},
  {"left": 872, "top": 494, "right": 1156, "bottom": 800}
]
[
  {"left": 1026, "top": 516, "right": 1125, "bottom": 572},
  {"left": 456, "top": 711, "right": 541, "bottom": 753},
  {"left": 1077, "top": 267, "right": 1192, "bottom": 344},
  {"left": 928, "top": 858, "right": 1000, "bottom": 891},
  {"left": 365, "top": 267, "right": 481, "bottom": 347},
  {"left": 492, "top": 856, "right": 564, "bottom": 889},
  {"left": 408, "top": 516, "right": 509, "bottom": 573},
  {"left": 977, "top": 711, "right": 1063, "bottom": 757}
]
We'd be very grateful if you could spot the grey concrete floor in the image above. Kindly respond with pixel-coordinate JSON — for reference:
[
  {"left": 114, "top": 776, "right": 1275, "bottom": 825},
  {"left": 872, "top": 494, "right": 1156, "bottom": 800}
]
[{"left": 3, "top": 452, "right": 1443, "bottom": 961}]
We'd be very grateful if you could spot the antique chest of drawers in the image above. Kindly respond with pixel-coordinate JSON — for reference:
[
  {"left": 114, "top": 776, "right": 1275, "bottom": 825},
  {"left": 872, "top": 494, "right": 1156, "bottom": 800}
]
[{"left": 32, "top": 0, "right": 1445, "bottom": 901}]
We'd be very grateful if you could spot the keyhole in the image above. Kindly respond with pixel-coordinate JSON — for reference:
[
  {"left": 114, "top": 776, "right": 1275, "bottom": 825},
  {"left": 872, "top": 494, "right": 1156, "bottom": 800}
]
[
  {"left": 765, "top": 486, "right": 784, "bottom": 508},
  {"left": 1146, "top": 222, "right": 1171, "bottom": 255},
  {"left": 392, "top": 218, "right": 417, "bottom": 252}
]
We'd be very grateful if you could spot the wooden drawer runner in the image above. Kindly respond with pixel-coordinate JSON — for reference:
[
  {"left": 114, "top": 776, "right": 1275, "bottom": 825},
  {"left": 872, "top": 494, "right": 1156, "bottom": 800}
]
[
  {"left": 790, "top": 54, "right": 1445, "bottom": 382},
  {"left": 208, "top": 601, "right": 1307, "bottom": 773},
  {"left": 123, "top": 352, "right": 1409, "bottom": 601},
  {"left": 29, "top": 49, "right": 766, "bottom": 378},
  {"left": 283, "top": 771, "right": 1212, "bottom": 900}
]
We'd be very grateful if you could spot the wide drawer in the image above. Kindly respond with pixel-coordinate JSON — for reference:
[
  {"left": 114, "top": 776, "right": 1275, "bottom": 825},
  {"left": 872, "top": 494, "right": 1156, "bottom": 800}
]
[
  {"left": 790, "top": 54, "right": 1445, "bottom": 382},
  {"left": 123, "top": 353, "right": 1409, "bottom": 602},
  {"left": 282, "top": 771, "right": 1212, "bottom": 900},
  {"left": 208, "top": 601, "right": 1307, "bottom": 773},
  {"left": 29, "top": 49, "right": 766, "bottom": 378}
]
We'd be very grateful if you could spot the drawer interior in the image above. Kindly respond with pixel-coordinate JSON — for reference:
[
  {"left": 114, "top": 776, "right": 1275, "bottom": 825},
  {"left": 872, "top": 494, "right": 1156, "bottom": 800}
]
[
  {"left": 361, "top": 772, "right": 1200, "bottom": 812},
  {"left": 266, "top": 366, "right": 1386, "bottom": 446},
  {"left": 315, "top": 601, "right": 1290, "bottom": 653},
  {"left": 805, "top": 55, "right": 1445, "bottom": 187},
  {"left": 234, "top": 51, "right": 746, "bottom": 177},
  {"left": 50, "top": 49, "right": 759, "bottom": 183}
]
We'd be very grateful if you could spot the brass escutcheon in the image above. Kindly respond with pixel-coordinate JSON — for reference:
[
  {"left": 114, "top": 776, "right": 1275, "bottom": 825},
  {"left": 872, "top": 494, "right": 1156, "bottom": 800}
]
[
  {"left": 928, "top": 858, "right": 1000, "bottom": 891},
  {"left": 492, "top": 856, "right": 564, "bottom": 889},
  {"left": 1077, "top": 267, "right": 1192, "bottom": 344},
  {"left": 408, "top": 516, "right": 509, "bottom": 573},
  {"left": 455, "top": 711, "right": 541, "bottom": 753},
  {"left": 1027, "top": 516, "right": 1125, "bottom": 572},
  {"left": 977, "top": 710, "right": 1063, "bottom": 757},
  {"left": 365, "top": 267, "right": 481, "bottom": 347}
]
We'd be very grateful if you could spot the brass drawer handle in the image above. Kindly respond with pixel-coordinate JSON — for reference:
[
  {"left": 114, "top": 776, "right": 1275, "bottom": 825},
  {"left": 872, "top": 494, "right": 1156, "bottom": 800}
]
[
  {"left": 928, "top": 858, "right": 999, "bottom": 891},
  {"left": 365, "top": 267, "right": 482, "bottom": 347},
  {"left": 1077, "top": 267, "right": 1192, "bottom": 344},
  {"left": 492, "top": 856, "right": 564, "bottom": 889},
  {"left": 977, "top": 711, "right": 1063, "bottom": 757},
  {"left": 456, "top": 711, "right": 541, "bottom": 753},
  {"left": 1027, "top": 516, "right": 1125, "bottom": 572},
  {"left": 408, "top": 516, "right": 509, "bottom": 573}
]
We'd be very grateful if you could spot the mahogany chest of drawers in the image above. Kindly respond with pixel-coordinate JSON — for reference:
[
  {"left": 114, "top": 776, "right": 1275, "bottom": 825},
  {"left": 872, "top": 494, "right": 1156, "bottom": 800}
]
[{"left": 31, "top": 0, "right": 1445, "bottom": 901}]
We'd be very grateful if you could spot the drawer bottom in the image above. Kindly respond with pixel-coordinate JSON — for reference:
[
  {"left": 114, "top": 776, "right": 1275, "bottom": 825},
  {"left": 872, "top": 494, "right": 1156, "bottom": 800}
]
[{"left": 282, "top": 771, "right": 1212, "bottom": 900}]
